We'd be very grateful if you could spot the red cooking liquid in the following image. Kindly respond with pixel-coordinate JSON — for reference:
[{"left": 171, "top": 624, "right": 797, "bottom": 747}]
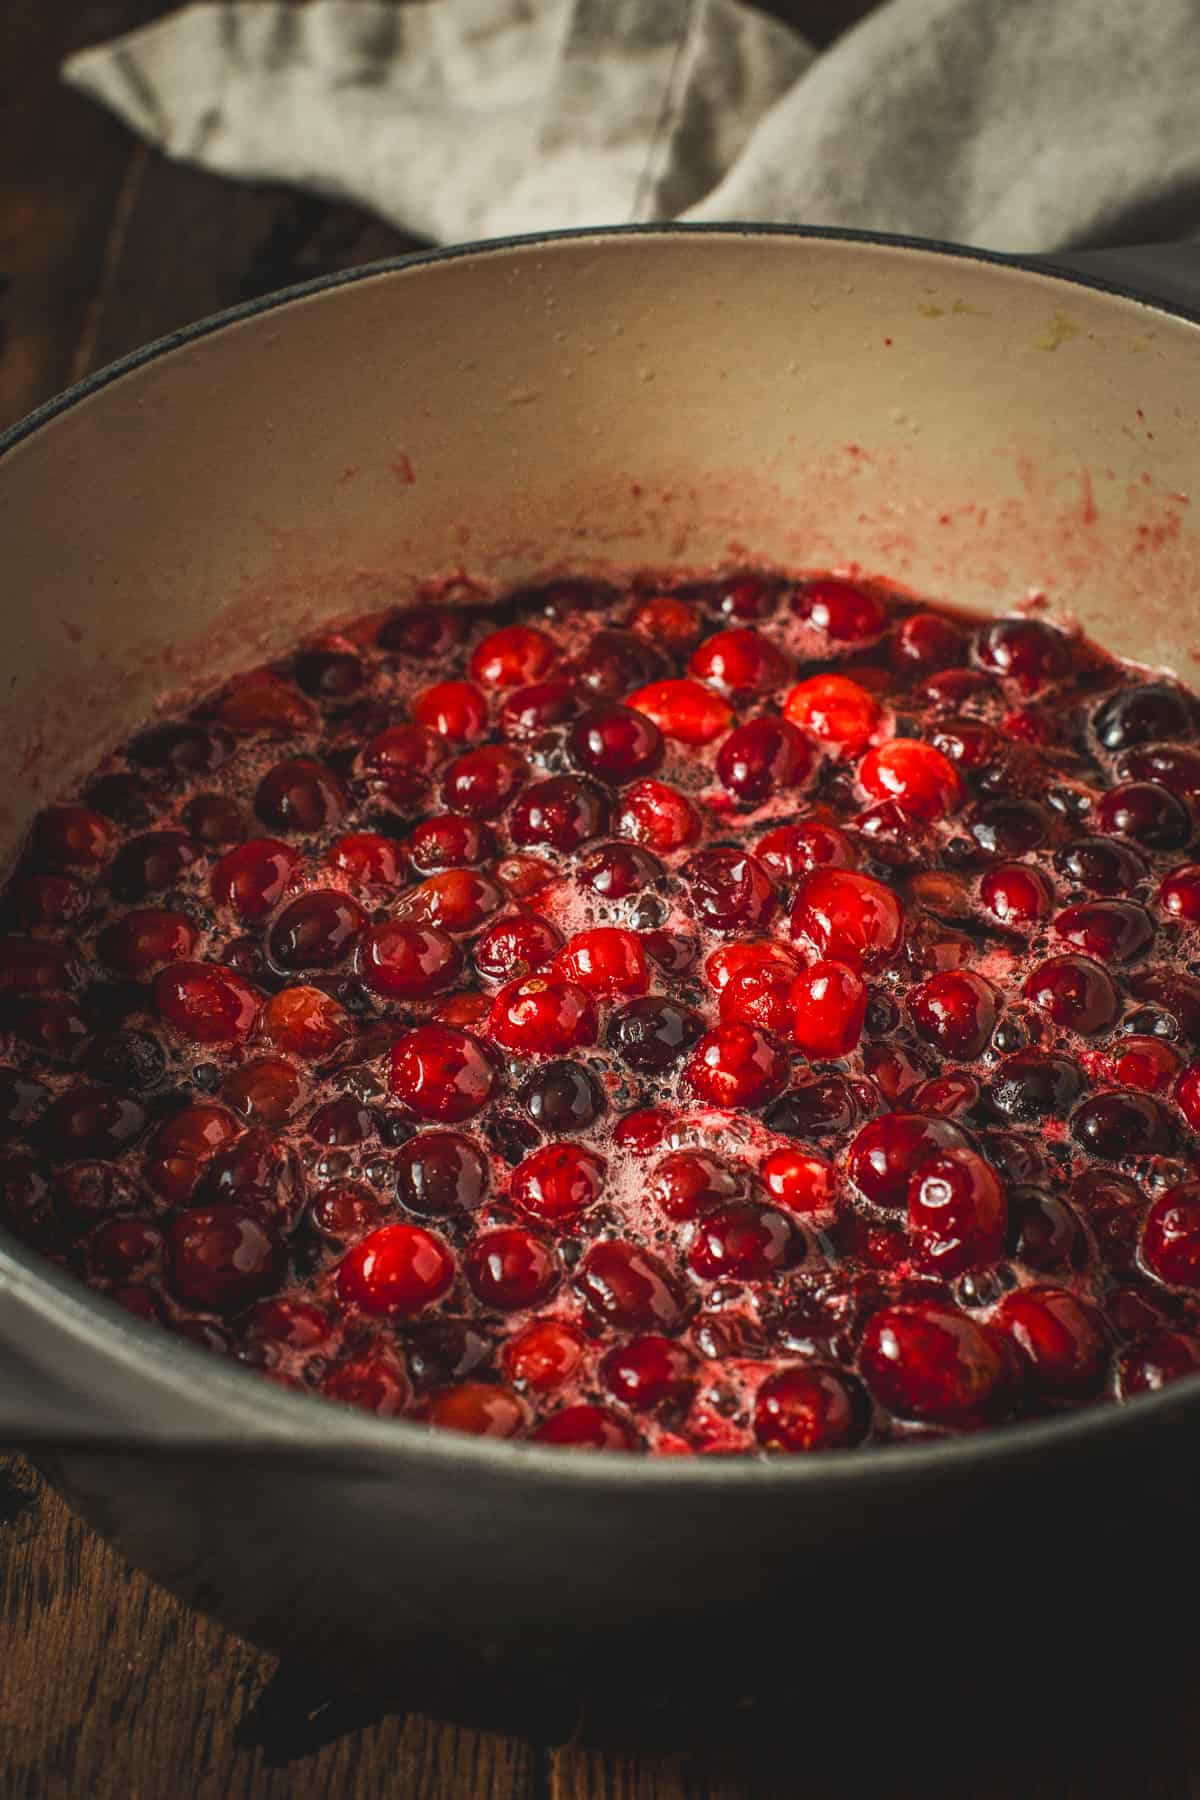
[{"left": 5, "top": 570, "right": 1200, "bottom": 1452}]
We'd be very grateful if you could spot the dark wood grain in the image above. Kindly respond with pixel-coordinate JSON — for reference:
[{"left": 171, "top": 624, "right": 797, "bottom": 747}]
[{"left": 4, "top": 0, "right": 1199, "bottom": 1795}]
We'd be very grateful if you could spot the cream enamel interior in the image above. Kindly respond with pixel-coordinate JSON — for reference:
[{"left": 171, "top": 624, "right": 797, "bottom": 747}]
[{"left": 4, "top": 230, "right": 1200, "bottom": 855}]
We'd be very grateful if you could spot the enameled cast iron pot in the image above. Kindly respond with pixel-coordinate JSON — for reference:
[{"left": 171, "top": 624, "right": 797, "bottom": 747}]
[{"left": 5, "top": 227, "right": 1200, "bottom": 1716}]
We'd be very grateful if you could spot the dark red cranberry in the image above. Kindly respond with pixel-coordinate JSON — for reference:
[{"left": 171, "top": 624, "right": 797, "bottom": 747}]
[
  {"left": 419, "top": 1382, "right": 526, "bottom": 1438},
  {"left": 1158, "top": 863, "right": 1200, "bottom": 921},
  {"left": 12, "top": 1001, "right": 88, "bottom": 1069},
  {"left": 499, "top": 678, "right": 580, "bottom": 739},
  {"left": 980, "top": 863, "right": 1053, "bottom": 926},
  {"left": 395, "top": 868, "right": 503, "bottom": 935},
  {"left": 85, "top": 772, "right": 156, "bottom": 826},
  {"left": 994, "top": 1286, "right": 1107, "bottom": 1402},
  {"left": 198, "top": 1128, "right": 305, "bottom": 1227},
  {"left": 474, "top": 914, "right": 563, "bottom": 984},
  {"left": 254, "top": 757, "right": 346, "bottom": 835},
  {"left": 1141, "top": 1182, "right": 1200, "bottom": 1288},
  {"left": 606, "top": 996, "right": 704, "bottom": 1073},
  {"left": 909, "top": 970, "right": 999, "bottom": 1059},
  {"left": 0, "top": 1152, "right": 52, "bottom": 1239},
  {"left": 357, "top": 921, "right": 461, "bottom": 999},
  {"left": 509, "top": 776, "right": 610, "bottom": 851},
  {"left": 0, "top": 1068, "right": 49, "bottom": 1136},
  {"left": 754, "top": 1364, "right": 869, "bottom": 1451},
  {"left": 1094, "top": 682, "right": 1194, "bottom": 752},
  {"left": 1054, "top": 835, "right": 1147, "bottom": 897},
  {"left": 30, "top": 805, "right": 112, "bottom": 874},
  {"left": 211, "top": 840, "right": 300, "bottom": 922},
  {"left": 179, "top": 793, "right": 246, "bottom": 847},
  {"left": 688, "top": 1198, "right": 802, "bottom": 1279},
  {"left": 307, "top": 1096, "right": 372, "bottom": 1146},
  {"left": 1007, "top": 1187, "right": 1086, "bottom": 1273},
  {"left": 1054, "top": 900, "right": 1154, "bottom": 964},
  {"left": 1024, "top": 955, "right": 1118, "bottom": 1034},
  {"left": 764, "top": 1075, "right": 861, "bottom": 1139},
  {"left": 109, "top": 831, "right": 200, "bottom": 903},
  {"left": 717, "top": 718, "right": 812, "bottom": 805},
  {"left": 309, "top": 1183, "right": 382, "bottom": 1245},
  {"left": 216, "top": 670, "right": 317, "bottom": 734},
  {"left": 790, "top": 868, "right": 905, "bottom": 966},
  {"left": 649, "top": 1150, "right": 748, "bottom": 1222},
  {"left": 1118, "top": 742, "right": 1200, "bottom": 797},
  {"left": 859, "top": 1301, "right": 1014, "bottom": 1426},
  {"left": 974, "top": 617, "right": 1070, "bottom": 690},
  {"left": 323, "top": 1349, "right": 411, "bottom": 1415},
  {"left": 440, "top": 745, "right": 529, "bottom": 819},
  {"left": 847, "top": 1113, "right": 970, "bottom": 1213},
  {"left": 519, "top": 1061, "right": 605, "bottom": 1134},
  {"left": 168, "top": 1203, "right": 283, "bottom": 1313},
  {"left": 567, "top": 703, "right": 664, "bottom": 785},
  {"left": 337, "top": 1221, "right": 455, "bottom": 1315},
  {"left": 465, "top": 1226, "right": 560, "bottom": 1309},
  {"left": 87, "top": 1215, "right": 163, "bottom": 1284},
  {"left": 987, "top": 1052, "right": 1083, "bottom": 1123},
  {"left": 80, "top": 1029, "right": 166, "bottom": 1092},
  {"left": 470, "top": 624, "right": 556, "bottom": 689},
  {"left": 575, "top": 1239, "right": 691, "bottom": 1332},
  {"left": 1094, "top": 782, "right": 1191, "bottom": 851},
  {"left": 389, "top": 1025, "right": 497, "bottom": 1121},
  {"left": 395, "top": 1131, "right": 488, "bottom": 1217},
  {"left": 534, "top": 1404, "right": 639, "bottom": 1450},
  {"left": 681, "top": 850, "right": 775, "bottom": 932},
  {"left": 929, "top": 716, "right": 998, "bottom": 770},
  {"left": 968, "top": 799, "right": 1053, "bottom": 857},
  {"left": 7, "top": 874, "right": 89, "bottom": 930},
  {"left": 907, "top": 1147, "right": 1007, "bottom": 1277},
  {"left": 575, "top": 841, "right": 664, "bottom": 899},
  {"left": 39, "top": 1086, "right": 146, "bottom": 1161},
  {"left": 0, "top": 938, "right": 85, "bottom": 1003},
  {"left": 326, "top": 831, "right": 409, "bottom": 891},
  {"left": 793, "top": 579, "right": 885, "bottom": 644},
  {"left": 1116, "top": 1328, "right": 1200, "bottom": 1396},
  {"left": 130, "top": 721, "right": 233, "bottom": 778},
  {"left": 1072, "top": 1090, "right": 1175, "bottom": 1159},
  {"left": 711, "top": 572, "right": 778, "bottom": 620},
  {"left": 221, "top": 1057, "right": 304, "bottom": 1126},
  {"left": 1129, "top": 969, "right": 1200, "bottom": 1044},
  {"left": 378, "top": 604, "right": 464, "bottom": 659},
  {"left": 265, "top": 985, "right": 351, "bottom": 1059},
  {"left": 572, "top": 629, "right": 663, "bottom": 698},
  {"left": 892, "top": 611, "right": 966, "bottom": 673},
  {"left": 629, "top": 595, "right": 703, "bottom": 653},
  {"left": 268, "top": 891, "right": 365, "bottom": 972},
  {"left": 407, "top": 815, "right": 496, "bottom": 872},
  {"left": 54, "top": 1160, "right": 135, "bottom": 1227},
  {"left": 292, "top": 639, "right": 364, "bottom": 698}
]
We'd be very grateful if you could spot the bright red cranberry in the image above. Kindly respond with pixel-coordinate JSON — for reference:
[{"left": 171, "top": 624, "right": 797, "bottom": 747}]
[
  {"left": 31, "top": 805, "right": 112, "bottom": 874},
  {"left": 109, "top": 831, "right": 200, "bottom": 902},
  {"left": 407, "top": 815, "right": 496, "bottom": 872},
  {"left": 994, "top": 1286, "right": 1107, "bottom": 1402},
  {"left": 756, "top": 821, "right": 856, "bottom": 881},
  {"left": 154, "top": 962, "right": 259, "bottom": 1045},
  {"left": 847, "top": 1113, "right": 970, "bottom": 1213},
  {"left": 413, "top": 680, "right": 489, "bottom": 743},
  {"left": 716, "top": 717, "right": 813, "bottom": 807},
  {"left": 534, "top": 1404, "right": 639, "bottom": 1451},
  {"left": 1116, "top": 1329, "right": 1200, "bottom": 1397},
  {"left": 555, "top": 927, "right": 648, "bottom": 998},
  {"left": 470, "top": 624, "right": 556, "bottom": 689},
  {"left": 337, "top": 1222, "right": 455, "bottom": 1316},
  {"left": 793, "top": 579, "right": 885, "bottom": 644},
  {"left": 1099, "top": 1035, "right": 1183, "bottom": 1093},
  {"left": 1024, "top": 955, "right": 1118, "bottom": 1034},
  {"left": 907, "top": 1147, "right": 1007, "bottom": 1277},
  {"left": 466, "top": 1226, "right": 560, "bottom": 1309},
  {"left": 689, "top": 628, "right": 787, "bottom": 699},
  {"left": 502, "top": 1318, "right": 586, "bottom": 1392},
  {"left": 1176, "top": 1060, "right": 1200, "bottom": 1132},
  {"left": 403, "top": 865, "right": 503, "bottom": 940},
  {"left": 629, "top": 595, "right": 703, "bottom": 654},
  {"left": 210, "top": 840, "right": 300, "bottom": 922},
  {"left": 215, "top": 672, "right": 314, "bottom": 734},
  {"left": 575, "top": 1239, "right": 691, "bottom": 1332},
  {"left": 395, "top": 1131, "right": 488, "bottom": 1216},
  {"left": 790, "top": 960, "right": 867, "bottom": 1059},
  {"left": 601, "top": 1335, "right": 696, "bottom": 1411},
  {"left": 255, "top": 758, "right": 347, "bottom": 833},
  {"left": 1054, "top": 901, "right": 1154, "bottom": 964},
  {"left": 908, "top": 970, "right": 999, "bottom": 1059},
  {"left": 499, "top": 678, "right": 580, "bottom": 739},
  {"left": 222, "top": 1057, "right": 305, "bottom": 1126},
  {"left": 707, "top": 939, "right": 802, "bottom": 994},
  {"left": 613, "top": 780, "right": 701, "bottom": 853},
  {"left": 168, "top": 1204, "right": 283, "bottom": 1313},
  {"left": 420, "top": 1382, "right": 526, "bottom": 1438},
  {"left": 754, "top": 1364, "right": 869, "bottom": 1451},
  {"left": 378, "top": 604, "right": 463, "bottom": 658},
  {"left": 1159, "top": 863, "right": 1200, "bottom": 922},
  {"left": 684, "top": 850, "right": 776, "bottom": 932},
  {"left": 626, "top": 678, "right": 733, "bottom": 746},
  {"left": 649, "top": 1150, "right": 748, "bottom": 1222},
  {"left": 356, "top": 922, "right": 460, "bottom": 1000},
  {"left": 1094, "top": 781, "right": 1191, "bottom": 851},
  {"left": 268, "top": 890, "right": 365, "bottom": 971},
  {"left": 265, "top": 985, "right": 351, "bottom": 1059},
  {"left": 859, "top": 740, "right": 961, "bottom": 821},
  {"left": 975, "top": 617, "right": 1070, "bottom": 690},
  {"left": 688, "top": 1198, "right": 802, "bottom": 1279},
  {"left": 509, "top": 775, "right": 610, "bottom": 851},
  {"left": 511, "top": 1143, "right": 605, "bottom": 1224},
  {"left": 783, "top": 674, "right": 881, "bottom": 755},
  {"left": 1141, "top": 1183, "right": 1200, "bottom": 1288},
  {"left": 1119, "top": 742, "right": 1200, "bottom": 797},
  {"left": 472, "top": 913, "right": 561, "bottom": 984},
  {"left": 859, "top": 1302, "right": 1014, "bottom": 1427},
  {"left": 97, "top": 909, "right": 198, "bottom": 979},
  {"left": 488, "top": 975, "right": 596, "bottom": 1056},
  {"left": 389, "top": 1025, "right": 496, "bottom": 1121},
  {"left": 761, "top": 1146, "right": 834, "bottom": 1215},
  {"left": 719, "top": 961, "right": 796, "bottom": 1034},
  {"left": 790, "top": 868, "right": 905, "bottom": 967},
  {"left": 685, "top": 1024, "right": 789, "bottom": 1110},
  {"left": 980, "top": 863, "right": 1053, "bottom": 926},
  {"left": 440, "top": 745, "right": 529, "bottom": 820},
  {"left": 567, "top": 703, "right": 664, "bottom": 785}
]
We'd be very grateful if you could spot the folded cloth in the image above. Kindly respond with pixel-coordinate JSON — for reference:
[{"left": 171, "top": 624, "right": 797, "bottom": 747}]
[{"left": 63, "top": 0, "right": 1200, "bottom": 253}]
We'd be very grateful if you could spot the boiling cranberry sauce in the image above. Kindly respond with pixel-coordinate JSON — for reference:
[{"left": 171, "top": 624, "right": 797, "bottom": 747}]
[{"left": 6, "top": 570, "right": 1200, "bottom": 1453}]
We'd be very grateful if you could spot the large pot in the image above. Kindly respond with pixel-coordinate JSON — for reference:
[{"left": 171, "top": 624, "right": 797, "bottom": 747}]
[{"left": 4, "top": 227, "right": 1200, "bottom": 1718}]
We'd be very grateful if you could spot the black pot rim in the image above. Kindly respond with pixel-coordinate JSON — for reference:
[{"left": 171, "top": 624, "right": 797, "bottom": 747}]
[{"left": 3, "top": 220, "right": 1198, "bottom": 1485}]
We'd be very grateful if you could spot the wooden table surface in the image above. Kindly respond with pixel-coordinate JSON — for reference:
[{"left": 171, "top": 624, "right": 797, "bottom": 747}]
[{"left": 5, "top": 4, "right": 1200, "bottom": 1796}]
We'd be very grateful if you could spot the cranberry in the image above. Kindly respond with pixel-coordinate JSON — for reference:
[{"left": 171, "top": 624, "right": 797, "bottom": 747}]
[
  {"left": 1102, "top": 1034, "right": 1183, "bottom": 1093},
  {"left": 470, "top": 913, "right": 559, "bottom": 985},
  {"left": 31, "top": 805, "right": 112, "bottom": 874},
  {"left": 892, "top": 611, "right": 966, "bottom": 673},
  {"left": 198, "top": 1127, "right": 304, "bottom": 1226},
  {"left": 109, "top": 831, "right": 200, "bottom": 902},
  {"left": 629, "top": 595, "right": 703, "bottom": 653},
  {"left": 420, "top": 1383, "right": 526, "bottom": 1438},
  {"left": 793, "top": 579, "right": 885, "bottom": 643},
  {"left": 1118, "top": 742, "right": 1200, "bottom": 797},
  {"left": 994, "top": 1286, "right": 1107, "bottom": 1402},
  {"left": 858, "top": 740, "right": 962, "bottom": 822},
  {"left": 8, "top": 874, "right": 89, "bottom": 929},
  {"left": 789, "top": 960, "right": 867, "bottom": 1059},
  {"left": 607, "top": 996, "right": 704, "bottom": 1072},
  {"left": 265, "top": 985, "right": 351, "bottom": 1059},
  {"left": 215, "top": 672, "right": 315, "bottom": 734},
  {"left": 508, "top": 774, "right": 609, "bottom": 850},
  {"left": 1141, "top": 1183, "right": 1200, "bottom": 1287},
  {"left": 968, "top": 800, "right": 1054, "bottom": 858},
  {"left": 765, "top": 1074, "right": 861, "bottom": 1139},
  {"left": 408, "top": 815, "right": 496, "bottom": 872},
  {"left": 413, "top": 680, "right": 489, "bottom": 744},
  {"left": 601, "top": 1336, "right": 696, "bottom": 1411},
  {"left": 180, "top": 794, "right": 247, "bottom": 848},
  {"left": 222, "top": 1058, "right": 306, "bottom": 1126},
  {"left": 975, "top": 617, "right": 1070, "bottom": 691},
  {"left": 719, "top": 961, "right": 796, "bottom": 1035},
  {"left": 1072, "top": 1090, "right": 1175, "bottom": 1159},
  {"left": 1024, "top": 955, "right": 1118, "bottom": 1034},
  {"left": 761, "top": 1146, "right": 834, "bottom": 1214},
  {"left": 357, "top": 922, "right": 461, "bottom": 999},
  {"left": 551, "top": 927, "right": 646, "bottom": 999},
  {"left": 439, "top": 745, "right": 528, "bottom": 820},
  {"left": 97, "top": 909, "right": 198, "bottom": 978},
  {"left": 574, "top": 1239, "right": 691, "bottom": 1332},
  {"left": 268, "top": 891, "right": 365, "bottom": 972},
  {"left": 684, "top": 849, "right": 776, "bottom": 931},
  {"left": 685, "top": 1024, "right": 789, "bottom": 1110},
  {"left": 909, "top": 970, "right": 999, "bottom": 1059},
  {"left": 337, "top": 1221, "right": 455, "bottom": 1315},
  {"left": 310, "top": 1183, "right": 382, "bottom": 1245},
  {"left": 292, "top": 637, "right": 363, "bottom": 697},
  {"left": 511, "top": 1142, "right": 605, "bottom": 1223},
  {"left": 847, "top": 1113, "right": 970, "bottom": 1213},
  {"left": 929, "top": 716, "right": 998, "bottom": 770},
  {"left": 626, "top": 678, "right": 733, "bottom": 746},
  {"left": 389, "top": 1025, "right": 496, "bottom": 1121},
  {"left": 378, "top": 604, "right": 463, "bottom": 658},
  {"left": 575, "top": 841, "right": 664, "bottom": 899},
  {"left": 503, "top": 1318, "right": 586, "bottom": 1391},
  {"left": 783, "top": 674, "right": 880, "bottom": 755},
  {"left": 717, "top": 718, "right": 812, "bottom": 805},
  {"left": 241, "top": 1297, "right": 332, "bottom": 1353},
  {"left": 1054, "top": 900, "right": 1154, "bottom": 964},
  {"left": 54, "top": 1160, "right": 134, "bottom": 1227},
  {"left": 0, "top": 1069, "right": 49, "bottom": 1136},
  {"left": 210, "top": 840, "right": 300, "bottom": 922},
  {"left": 1154, "top": 862, "right": 1200, "bottom": 928},
  {"left": 1116, "top": 1328, "right": 1200, "bottom": 1396},
  {"left": 255, "top": 758, "right": 347, "bottom": 833},
  {"left": 323, "top": 1350, "right": 411, "bottom": 1415},
  {"left": 754, "top": 1364, "right": 869, "bottom": 1451},
  {"left": 470, "top": 624, "right": 556, "bottom": 689},
  {"left": 84, "top": 772, "right": 155, "bottom": 827},
  {"left": 567, "top": 703, "right": 664, "bottom": 785},
  {"left": 614, "top": 780, "right": 701, "bottom": 852},
  {"left": 466, "top": 1226, "right": 560, "bottom": 1309},
  {"left": 534, "top": 1404, "right": 639, "bottom": 1451},
  {"left": 488, "top": 974, "right": 596, "bottom": 1058},
  {"left": 131, "top": 720, "right": 234, "bottom": 774},
  {"left": 395, "top": 1131, "right": 487, "bottom": 1216},
  {"left": 756, "top": 821, "right": 856, "bottom": 881},
  {"left": 907, "top": 1147, "right": 1007, "bottom": 1277},
  {"left": 519, "top": 1062, "right": 606, "bottom": 1134},
  {"left": 324, "top": 832, "right": 407, "bottom": 892},
  {"left": 987, "top": 1052, "right": 1083, "bottom": 1122},
  {"left": 0, "top": 1152, "right": 52, "bottom": 1239},
  {"left": 649, "top": 1150, "right": 748, "bottom": 1222},
  {"left": 500, "top": 678, "right": 580, "bottom": 739},
  {"left": 1129, "top": 969, "right": 1200, "bottom": 1043},
  {"left": 790, "top": 868, "right": 905, "bottom": 966},
  {"left": 859, "top": 1302, "right": 1014, "bottom": 1427},
  {"left": 980, "top": 863, "right": 1053, "bottom": 926},
  {"left": 1054, "top": 835, "right": 1147, "bottom": 897},
  {"left": 168, "top": 1204, "right": 283, "bottom": 1313},
  {"left": 1176, "top": 1060, "right": 1200, "bottom": 1131},
  {"left": 307, "top": 1096, "right": 372, "bottom": 1147},
  {"left": 1008, "top": 1187, "right": 1086, "bottom": 1273},
  {"left": 1094, "top": 682, "right": 1194, "bottom": 751},
  {"left": 1094, "top": 781, "right": 1191, "bottom": 851},
  {"left": 689, "top": 628, "right": 787, "bottom": 699},
  {"left": 688, "top": 1198, "right": 802, "bottom": 1279}
]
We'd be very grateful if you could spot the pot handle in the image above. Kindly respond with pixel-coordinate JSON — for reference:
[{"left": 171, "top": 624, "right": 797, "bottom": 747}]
[{"left": 1026, "top": 241, "right": 1200, "bottom": 314}]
